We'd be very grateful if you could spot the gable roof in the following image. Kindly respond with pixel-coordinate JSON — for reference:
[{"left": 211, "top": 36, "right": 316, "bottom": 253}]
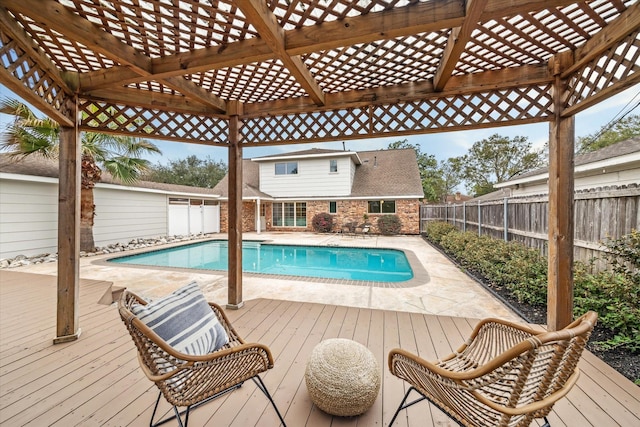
[
  {"left": 213, "top": 147, "right": 424, "bottom": 199},
  {"left": 495, "top": 137, "right": 640, "bottom": 188},
  {"left": 211, "top": 159, "right": 272, "bottom": 199},
  {"left": 0, "top": 154, "right": 221, "bottom": 196}
]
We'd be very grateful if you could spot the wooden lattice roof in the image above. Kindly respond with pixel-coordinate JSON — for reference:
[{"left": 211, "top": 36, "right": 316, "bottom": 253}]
[{"left": 0, "top": 0, "right": 638, "bottom": 146}]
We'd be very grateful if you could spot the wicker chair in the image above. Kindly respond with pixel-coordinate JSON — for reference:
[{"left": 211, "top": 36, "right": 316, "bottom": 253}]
[
  {"left": 118, "top": 289, "right": 287, "bottom": 427},
  {"left": 388, "top": 311, "right": 597, "bottom": 427}
]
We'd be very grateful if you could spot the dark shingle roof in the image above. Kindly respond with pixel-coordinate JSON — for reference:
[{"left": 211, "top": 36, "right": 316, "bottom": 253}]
[
  {"left": 350, "top": 149, "right": 423, "bottom": 197},
  {"left": 212, "top": 160, "right": 271, "bottom": 198},
  {"left": 513, "top": 137, "right": 640, "bottom": 180},
  {"left": 0, "top": 153, "right": 220, "bottom": 196}
]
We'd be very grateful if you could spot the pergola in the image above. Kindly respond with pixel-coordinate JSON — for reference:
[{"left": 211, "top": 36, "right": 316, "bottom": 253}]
[{"left": 0, "top": 0, "right": 638, "bottom": 344}]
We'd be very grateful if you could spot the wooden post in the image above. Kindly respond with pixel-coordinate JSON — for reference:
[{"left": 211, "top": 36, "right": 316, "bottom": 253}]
[
  {"left": 452, "top": 204, "right": 456, "bottom": 227},
  {"left": 503, "top": 197, "right": 509, "bottom": 241},
  {"left": 55, "top": 97, "right": 81, "bottom": 344},
  {"left": 548, "top": 69, "right": 575, "bottom": 331},
  {"left": 477, "top": 201, "right": 481, "bottom": 236},
  {"left": 227, "top": 103, "right": 244, "bottom": 309},
  {"left": 463, "top": 202, "right": 466, "bottom": 232}
]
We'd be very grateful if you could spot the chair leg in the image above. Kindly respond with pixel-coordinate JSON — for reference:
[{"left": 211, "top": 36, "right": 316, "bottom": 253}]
[
  {"left": 388, "top": 386, "right": 427, "bottom": 426},
  {"left": 173, "top": 405, "right": 188, "bottom": 427},
  {"left": 252, "top": 375, "right": 287, "bottom": 427},
  {"left": 541, "top": 416, "right": 551, "bottom": 427},
  {"left": 149, "top": 383, "right": 243, "bottom": 427},
  {"left": 150, "top": 392, "right": 162, "bottom": 427}
]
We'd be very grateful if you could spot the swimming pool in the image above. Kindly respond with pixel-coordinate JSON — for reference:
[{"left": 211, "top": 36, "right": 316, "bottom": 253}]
[{"left": 108, "top": 240, "right": 413, "bottom": 282}]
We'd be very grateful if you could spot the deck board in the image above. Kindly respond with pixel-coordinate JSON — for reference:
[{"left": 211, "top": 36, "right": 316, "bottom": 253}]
[{"left": 1, "top": 271, "right": 638, "bottom": 426}]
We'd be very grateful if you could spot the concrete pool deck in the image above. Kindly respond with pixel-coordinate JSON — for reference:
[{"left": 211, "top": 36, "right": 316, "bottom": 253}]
[{"left": 6, "top": 232, "right": 522, "bottom": 322}]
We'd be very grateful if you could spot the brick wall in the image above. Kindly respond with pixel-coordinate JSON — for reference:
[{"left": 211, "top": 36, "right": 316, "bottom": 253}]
[
  {"left": 219, "top": 201, "right": 256, "bottom": 232},
  {"left": 219, "top": 199, "right": 420, "bottom": 234}
]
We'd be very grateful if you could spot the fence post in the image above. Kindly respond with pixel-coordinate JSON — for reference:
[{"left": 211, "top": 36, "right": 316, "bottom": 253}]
[
  {"left": 453, "top": 203, "right": 456, "bottom": 227},
  {"left": 445, "top": 204, "right": 448, "bottom": 223},
  {"left": 478, "top": 201, "right": 482, "bottom": 236},
  {"left": 503, "top": 197, "right": 509, "bottom": 241},
  {"left": 463, "top": 202, "right": 466, "bottom": 232}
]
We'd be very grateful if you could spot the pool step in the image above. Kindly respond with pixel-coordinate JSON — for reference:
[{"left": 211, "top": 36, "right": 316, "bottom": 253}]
[{"left": 97, "top": 284, "right": 126, "bottom": 305}]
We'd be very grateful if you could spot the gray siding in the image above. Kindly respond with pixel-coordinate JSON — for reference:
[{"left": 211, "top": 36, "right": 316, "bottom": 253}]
[
  {"left": 259, "top": 157, "right": 353, "bottom": 197},
  {"left": 93, "top": 186, "right": 168, "bottom": 246},
  {"left": 0, "top": 178, "right": 59, "bottom": 258}
]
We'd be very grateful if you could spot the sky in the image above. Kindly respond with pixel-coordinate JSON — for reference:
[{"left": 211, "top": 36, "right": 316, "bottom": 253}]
[{"left": 1, "top": 83, "right": 639, "bottom": 167}]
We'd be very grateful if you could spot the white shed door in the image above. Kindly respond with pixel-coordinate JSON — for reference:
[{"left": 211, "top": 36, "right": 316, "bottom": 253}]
[
  {"left": 168, "top": 204, "right": 189, "bottom": 235},
  {"left": 203, "top": 204, "right": 220, "bottom": 233}
]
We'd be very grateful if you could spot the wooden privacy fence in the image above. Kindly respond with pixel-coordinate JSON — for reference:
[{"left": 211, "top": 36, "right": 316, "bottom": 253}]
[{"left": 420, "top": 185, "right": 639, "bottom": 270}]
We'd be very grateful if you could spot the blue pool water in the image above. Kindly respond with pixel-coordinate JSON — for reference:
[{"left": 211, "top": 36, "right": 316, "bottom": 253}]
[{"left": 109, "top": 240, "right": 413, "bottom": 282}]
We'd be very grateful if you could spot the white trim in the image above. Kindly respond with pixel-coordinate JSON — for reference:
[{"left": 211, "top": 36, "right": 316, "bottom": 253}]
[
  {"left": 252, "top": 151, "right": 362, "bottom": 164},
  {"left": 495, "top": 152, "right": 640, "bottom": 189},
  {"left": 95, "top": 182, "right": 221, "bottom": 198},
  {"left": 217, "top": 195, "right": 422, "bottom": 202},
  {"left": 1, "top": 172, "right": 221, "bottom": 198},
  {"left": 0, "top": 172, "right": 58, "bottom": 184}
]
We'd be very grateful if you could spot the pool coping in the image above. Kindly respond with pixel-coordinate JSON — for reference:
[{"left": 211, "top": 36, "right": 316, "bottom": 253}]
[{"left": 92, "top": 237, "right": 430, "bottom": 289}]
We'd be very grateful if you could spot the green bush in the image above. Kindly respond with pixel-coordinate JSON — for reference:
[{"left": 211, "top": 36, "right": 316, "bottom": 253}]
[
  {"left": 425, "top": 226, "right": 640, "bottom": 353},
  {"left": 311, "top": 212, "right": 334, "bottom": 233},
  {"left": 425, "top": 221, "right": 456, "bottom": 244},
  {"left": 574, "top": 268, "right": 640, "bottom": 352},
  {"left": 439, "top": 231, "right": 548, "bottom": 305},
  {"left": 377, "top": 215, "right": 402, "bottom": 235},
  {"left": 603, "top": 229, "right": 640, "bottom": 286}
]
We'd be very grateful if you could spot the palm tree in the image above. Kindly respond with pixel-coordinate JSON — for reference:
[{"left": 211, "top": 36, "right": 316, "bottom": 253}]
[{"left": 1, "top": 98, "right": 162, "bottom": 252}]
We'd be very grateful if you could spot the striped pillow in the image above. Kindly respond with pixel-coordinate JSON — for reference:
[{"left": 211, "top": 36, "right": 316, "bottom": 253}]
[{"left": 131, "top": 282, "right": 229, "bottom": 355}]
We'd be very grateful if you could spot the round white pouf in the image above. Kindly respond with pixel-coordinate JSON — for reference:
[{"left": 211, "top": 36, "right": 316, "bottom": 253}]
[{"left": 305, "top": 338, "right": 380, "bottom": 417}]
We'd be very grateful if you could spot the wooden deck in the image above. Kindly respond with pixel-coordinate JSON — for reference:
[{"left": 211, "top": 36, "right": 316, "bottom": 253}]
[{"left": 1, "top": 271, "right": 639, "bottom": 426}]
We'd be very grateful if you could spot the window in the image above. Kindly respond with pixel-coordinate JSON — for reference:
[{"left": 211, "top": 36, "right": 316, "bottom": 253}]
[
  {"left": 296, "top": 203, "right": 306, "bottom": 226},
  {"left": 329, "top": 159, "right": 338, "bottom": 173},
  {"left": 272, "top": 202, "right": 306, "bottom": 227},
  {"left": 275, "top": 162, "right": 298, "bottom": 175},
  {"left": 329, "top": 201, "right": 337, "bottom": 213},
  {"left": 368, "top": 200, "right": 396, "bottom": 214},
  {"left": 272, "top": 203, "right": 283, "bottom": 226}
]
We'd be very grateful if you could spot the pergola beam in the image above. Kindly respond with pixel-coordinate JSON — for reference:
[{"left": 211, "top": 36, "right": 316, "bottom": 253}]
[
  {"left": 0, "top": 7, "right": 75, "bottom": 126},
  {"left": 83, "top": 87, "right": 223, "bottom": 116},
  {"left": 285, "top": 0, "right": 465, "bottom": 55},
  {"left": 162, "top": 76, "right": 227, "bottom": 112},
  {"left": 3, "top": 0, "right": 227, "bottom": 113},
  {"left": 561, "top": 2, "right": 640, "bottom": 78},
  {"left": 483, "top": 0, "right": 578, "bottom": 16},
  {"left": 4, "top": 0, "right": 150, "bottom": 74},
  {"left": 433, "top": 0, "right": 488, "bottom": 91},
  {"left": 83, "top": 63, "right": 550, "bottom": 118},
  {"left": 234, "top": 0, "right": 325, "bottom": 106},
  {"left": 77, "top": 0, "right": 574, "bottom": 93},
  {"left": 243, "top": 63, "right": 551, "bottom": 118}
]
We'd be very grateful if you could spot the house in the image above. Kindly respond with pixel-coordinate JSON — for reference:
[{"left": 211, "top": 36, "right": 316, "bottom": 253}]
[
  {"left": 212, "top": 148, "right": 424, "bottom": 234},
  {"left": 0, "top": 154, "right": 222, "bottom": 259},
  {"left": 494, "top": 138, "right": 640, "bottom": 196},
  {"left": 443, "top": 192, "right": 473, "bottom": 204}
]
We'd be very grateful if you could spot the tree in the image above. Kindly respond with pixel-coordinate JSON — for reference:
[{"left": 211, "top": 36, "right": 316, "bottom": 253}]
[
  {"left": 0, "top": 98, "right": 161, "bottom": 252},
  {"left": 387, "top": 139, "right": 441, "bottom": 202},
  {"left": 143, "top": 155, "right": 228, "bottom": 188},
  {"left": 435, "top": 157, "right": 464, "bottom": 202},
  {"left": 577, "top": 114, "right": 640, "bottom": 153},
  {"left": 456, "top": 134, "right": 544, "bottom": 197}
]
